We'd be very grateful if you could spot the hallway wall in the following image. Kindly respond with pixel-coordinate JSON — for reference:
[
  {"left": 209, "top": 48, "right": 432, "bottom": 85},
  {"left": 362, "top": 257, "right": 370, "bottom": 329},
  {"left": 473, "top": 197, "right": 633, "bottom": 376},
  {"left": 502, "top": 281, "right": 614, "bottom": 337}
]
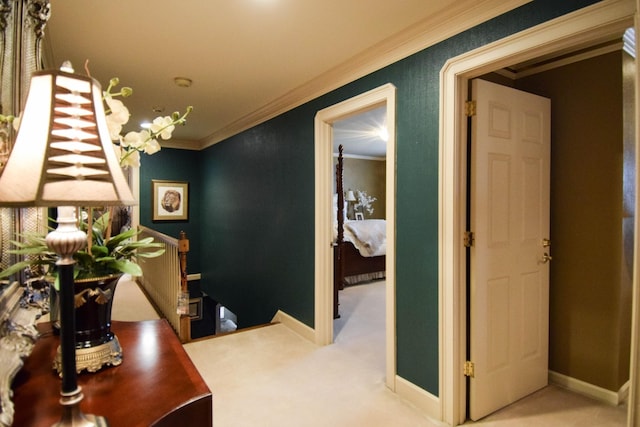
[{"left": 143, "top": 0, "right": 603, "bottom": 397}]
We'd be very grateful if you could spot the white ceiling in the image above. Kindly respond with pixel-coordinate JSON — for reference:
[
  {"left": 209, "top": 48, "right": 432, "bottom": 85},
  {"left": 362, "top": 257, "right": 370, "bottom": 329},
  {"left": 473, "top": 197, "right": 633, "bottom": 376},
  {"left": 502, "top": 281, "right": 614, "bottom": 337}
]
[
  {"left": 333, "top": 106, "right": 387, "bottom": 158},
  {"left": 43, "top": 0, "right": 518, "bottom": 151}
]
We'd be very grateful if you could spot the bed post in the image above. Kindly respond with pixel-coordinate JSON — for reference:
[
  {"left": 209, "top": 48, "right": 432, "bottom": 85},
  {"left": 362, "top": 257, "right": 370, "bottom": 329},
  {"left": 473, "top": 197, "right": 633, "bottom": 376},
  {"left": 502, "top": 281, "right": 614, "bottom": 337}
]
[{"left": 334, "top": 145, "right": 345, "bottom": 318}]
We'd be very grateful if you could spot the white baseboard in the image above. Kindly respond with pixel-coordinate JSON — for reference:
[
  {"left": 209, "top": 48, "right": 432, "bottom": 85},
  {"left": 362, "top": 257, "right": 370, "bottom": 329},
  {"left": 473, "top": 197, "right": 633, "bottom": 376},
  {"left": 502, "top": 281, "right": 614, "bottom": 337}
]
[
  {"left": 271, "top": 310, "right": 316, "bottom": 343},
  {"left": 548, "top": 370, "right": 629, "bottom": 406},
  {"left": 395, "top": 375, "right": 447, "bottom": 425}
]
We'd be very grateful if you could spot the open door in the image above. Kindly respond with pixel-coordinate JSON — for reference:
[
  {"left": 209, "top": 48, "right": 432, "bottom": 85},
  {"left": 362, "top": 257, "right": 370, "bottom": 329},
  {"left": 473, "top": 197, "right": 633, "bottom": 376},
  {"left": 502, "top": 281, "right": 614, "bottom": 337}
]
[{"left": 468, "top": 79, "right": 551, "bottom": 420}]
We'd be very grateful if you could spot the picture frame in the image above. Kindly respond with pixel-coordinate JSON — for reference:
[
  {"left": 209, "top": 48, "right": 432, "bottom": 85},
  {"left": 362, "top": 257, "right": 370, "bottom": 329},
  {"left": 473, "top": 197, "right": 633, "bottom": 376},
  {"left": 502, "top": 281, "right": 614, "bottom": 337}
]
[
  {"left": 152, "top": 180, "right": 189, "bottom": 221},
  {"left": 355, "top": 212, "right": 364, "bottom": 221}
]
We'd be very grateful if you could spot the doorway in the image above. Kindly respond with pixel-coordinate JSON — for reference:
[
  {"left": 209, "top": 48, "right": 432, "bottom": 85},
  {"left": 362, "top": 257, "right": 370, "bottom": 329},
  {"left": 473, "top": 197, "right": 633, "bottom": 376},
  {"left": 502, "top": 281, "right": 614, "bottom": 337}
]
[
  {"left": 332, "top": 105, "right": 387, "bottom": 328},
  {"left": 439, "top": 2, "right": 637, "bottom": 425},
  {"left": 314, "top": 83, "right": 397, "bottom": 390},
  {"left": 466, "top": 78, "right": 551, "bottom": 421}
]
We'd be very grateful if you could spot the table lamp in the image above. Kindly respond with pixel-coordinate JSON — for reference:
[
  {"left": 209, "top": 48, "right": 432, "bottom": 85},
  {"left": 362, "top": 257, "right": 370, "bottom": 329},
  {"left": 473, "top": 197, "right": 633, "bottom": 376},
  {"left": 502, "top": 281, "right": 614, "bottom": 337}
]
[
  {"left": 0, "top": 62, "right": 135, "bottom": 426},
  {"left": 345, "top": 190, "right": 356, "bottom": 202},
  {"left": 345, "top": 190, "right": 356, "bottom": 220}
]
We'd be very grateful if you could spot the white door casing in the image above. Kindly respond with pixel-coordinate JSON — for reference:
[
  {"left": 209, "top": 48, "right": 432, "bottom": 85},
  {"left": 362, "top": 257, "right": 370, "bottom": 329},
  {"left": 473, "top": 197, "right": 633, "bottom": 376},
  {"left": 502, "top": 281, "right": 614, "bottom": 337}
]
[
  {"left": 439, "top": 1, "right": 635, "bottom": 425},
  {"left": 314, "top": 83, "right": 397, "bottom": 390},
  {"left": 469, "top": 79, "right": 550, "bottom": 420}
]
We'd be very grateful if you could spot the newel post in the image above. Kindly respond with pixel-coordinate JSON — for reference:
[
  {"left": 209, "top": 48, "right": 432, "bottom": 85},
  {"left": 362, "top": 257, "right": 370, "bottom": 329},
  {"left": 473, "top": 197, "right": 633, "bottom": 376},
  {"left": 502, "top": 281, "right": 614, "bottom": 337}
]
[{"left": 178, "top": 231, "right": 191, "bottom": 342}]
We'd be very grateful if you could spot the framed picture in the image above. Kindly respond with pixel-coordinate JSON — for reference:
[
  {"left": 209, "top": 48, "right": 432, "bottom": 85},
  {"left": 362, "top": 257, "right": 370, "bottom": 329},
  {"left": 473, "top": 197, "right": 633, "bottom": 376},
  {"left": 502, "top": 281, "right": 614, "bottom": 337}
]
[
  {"left": 152, "top": 180, "right": 189, "bottom": 221},
  {"left": 355, "top": 212, "right": 364, "bottom": 220}
]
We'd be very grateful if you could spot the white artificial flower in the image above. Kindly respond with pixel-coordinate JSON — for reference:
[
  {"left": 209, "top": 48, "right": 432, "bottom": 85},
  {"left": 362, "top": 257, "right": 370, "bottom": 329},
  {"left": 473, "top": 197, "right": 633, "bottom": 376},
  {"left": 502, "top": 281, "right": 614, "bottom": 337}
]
[
  {"left": 105, "top": 117, "right": 123, "bottom": 141},
  {"left": 104, "top": 97, "right": 130, "bottom": 140},
  {"left": 150, "top": 116, "right": 175, "bottom": 140},
  {"left": 12, "top": 114, "right": 20, "bottom": 131},
  {"left": 105, "top": 97, "right": 129, "bottom": 124},
  {"left": 100, "top": 77, "right": 190, "bottom": 168},
  {"left": 122, "top": 130, "right": 150, "bottom": 150},
  {"left": 144, "top": 138, "right": 161, "bottom": 155},
  {"left": 120, "top": 149, "right": 140, "bottom": 168},
  {"left": 355, "top": 190, "right": 377, "bottom": 215}
]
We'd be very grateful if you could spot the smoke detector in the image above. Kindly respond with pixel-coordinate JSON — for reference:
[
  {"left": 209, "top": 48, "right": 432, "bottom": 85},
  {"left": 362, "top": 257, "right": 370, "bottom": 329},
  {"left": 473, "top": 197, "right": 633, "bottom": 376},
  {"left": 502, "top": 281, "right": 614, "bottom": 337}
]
[{"left": 174, "top": 77, "right": 193, "bottom": 88}]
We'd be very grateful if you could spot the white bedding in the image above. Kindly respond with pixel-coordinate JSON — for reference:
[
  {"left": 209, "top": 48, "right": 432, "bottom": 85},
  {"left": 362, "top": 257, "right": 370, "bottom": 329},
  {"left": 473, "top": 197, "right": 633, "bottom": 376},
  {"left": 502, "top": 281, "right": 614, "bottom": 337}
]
[{"left": 343, "top": 219, "right": 386, "bottom": 257}]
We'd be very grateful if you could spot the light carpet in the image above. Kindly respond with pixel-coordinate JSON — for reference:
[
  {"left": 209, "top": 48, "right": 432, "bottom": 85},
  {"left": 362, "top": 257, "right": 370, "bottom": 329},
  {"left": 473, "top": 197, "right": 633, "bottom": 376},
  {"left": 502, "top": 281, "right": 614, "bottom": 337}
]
[
  {"left": 184, "top": 280, "right": 441, "bottom": 427},
  {"left": 111, "top": 277, "right": 628, "bottom": 426}
]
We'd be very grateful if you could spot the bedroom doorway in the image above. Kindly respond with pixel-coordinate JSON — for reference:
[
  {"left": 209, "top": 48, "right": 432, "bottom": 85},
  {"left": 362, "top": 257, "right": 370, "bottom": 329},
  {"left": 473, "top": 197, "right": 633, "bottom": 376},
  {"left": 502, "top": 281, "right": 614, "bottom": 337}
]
[
  {"left": 314, "top": 83, "right": 397, "bottom": 390},
  {"left": 439, "top": 2, "right": 638, "bottom": 426},
  {"left": 332, "top": 105, "right": 387, "bottom": 321}
]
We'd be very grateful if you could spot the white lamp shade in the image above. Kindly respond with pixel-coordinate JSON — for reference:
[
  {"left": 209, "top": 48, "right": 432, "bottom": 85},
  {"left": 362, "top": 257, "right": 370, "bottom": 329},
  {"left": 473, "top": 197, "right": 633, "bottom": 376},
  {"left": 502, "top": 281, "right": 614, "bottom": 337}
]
[
  {"left": 345, "top": 190, "right": 356, "bottom": 202},
  {"left": 0, "top": 68, "right": 136, "bottom": 207}
]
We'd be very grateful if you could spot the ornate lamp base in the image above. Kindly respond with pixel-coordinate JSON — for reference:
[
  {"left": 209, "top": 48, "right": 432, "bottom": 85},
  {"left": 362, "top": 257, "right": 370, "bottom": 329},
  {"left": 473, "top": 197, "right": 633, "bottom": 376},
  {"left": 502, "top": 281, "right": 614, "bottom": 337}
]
[{"left": 55, "top": 336, "right": 122, "bottom": 374}]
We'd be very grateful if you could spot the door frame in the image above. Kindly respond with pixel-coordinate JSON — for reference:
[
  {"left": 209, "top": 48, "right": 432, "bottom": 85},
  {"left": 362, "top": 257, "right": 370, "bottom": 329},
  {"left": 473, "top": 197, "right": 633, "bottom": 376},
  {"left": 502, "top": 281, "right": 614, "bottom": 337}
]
[
  {"left": 438, "top": 0, "right": 637, "bottom": 425},
  {"left": 314, "top": 83, "right": 397, "bottom": 390}
]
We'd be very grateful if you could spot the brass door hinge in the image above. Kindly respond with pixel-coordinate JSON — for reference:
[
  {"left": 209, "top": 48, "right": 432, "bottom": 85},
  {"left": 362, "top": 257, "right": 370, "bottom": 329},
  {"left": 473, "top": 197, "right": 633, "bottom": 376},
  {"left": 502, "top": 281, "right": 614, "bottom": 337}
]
[
  {"left": 465, "top": 100, "right": 477, "bottom": 117},
  {"left": 464, "top": 231, "right": 474, "bottom": 248},
  {"left": 464, "top": 361, "right": 475, "bottom": 378}
]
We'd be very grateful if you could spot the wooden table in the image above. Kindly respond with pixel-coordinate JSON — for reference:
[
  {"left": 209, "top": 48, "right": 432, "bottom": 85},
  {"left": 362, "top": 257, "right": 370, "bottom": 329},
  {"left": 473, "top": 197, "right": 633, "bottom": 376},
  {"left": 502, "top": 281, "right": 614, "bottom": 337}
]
[{"left": 12, "top": 319, "right": 212, "bottom": 426}]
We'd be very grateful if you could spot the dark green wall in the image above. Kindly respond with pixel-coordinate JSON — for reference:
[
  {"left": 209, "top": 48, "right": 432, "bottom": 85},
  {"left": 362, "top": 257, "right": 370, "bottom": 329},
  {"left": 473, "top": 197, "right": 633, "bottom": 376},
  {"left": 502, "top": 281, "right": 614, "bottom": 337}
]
[
  {"left": 200, "top": 111, "right": 316, "bottom": 328},
  {"left": 144, "top": 0, "right": 601, "bottom": 397},
  {"left": 139, "top": 148, "right": 202, "bottom": 273}
]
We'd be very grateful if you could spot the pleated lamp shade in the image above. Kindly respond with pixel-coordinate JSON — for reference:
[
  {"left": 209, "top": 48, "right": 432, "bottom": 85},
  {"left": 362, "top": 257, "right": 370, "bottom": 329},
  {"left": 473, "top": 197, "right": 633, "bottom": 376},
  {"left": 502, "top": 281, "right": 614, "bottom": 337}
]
[{"left": 0, "top": 66, "right": 136, "bottom": 207}]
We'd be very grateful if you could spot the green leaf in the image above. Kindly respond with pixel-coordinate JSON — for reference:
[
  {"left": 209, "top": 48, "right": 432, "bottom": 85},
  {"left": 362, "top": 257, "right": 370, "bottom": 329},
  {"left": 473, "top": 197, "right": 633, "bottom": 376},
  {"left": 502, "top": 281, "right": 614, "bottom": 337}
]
[
  {"left": 136, "top": 249, "right": 166, "bottom": 258},
  {"left": 91, "top": 245, "right": 109, "bottom": 257},
  {"left": 106, "top": 228, "right": 139, "bottom": 250},
  {"left": 8, "top": 246, "right": 53, "bottom": 255},
  {"left": 108, "top": 260, "right": 142, "bottom": 276},
  {"left": 0, "top": 260, "right": 34, "bottom": 278}
]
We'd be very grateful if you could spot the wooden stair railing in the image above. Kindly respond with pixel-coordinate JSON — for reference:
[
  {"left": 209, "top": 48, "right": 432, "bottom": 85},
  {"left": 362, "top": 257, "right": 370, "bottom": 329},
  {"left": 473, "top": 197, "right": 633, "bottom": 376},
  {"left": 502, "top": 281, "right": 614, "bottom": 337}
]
[
  {"left": 138, "top": 226, "right": 191, "bottom": 342},
  {"left": 178, "top": 231, "right": 191, "bottom": 342}
]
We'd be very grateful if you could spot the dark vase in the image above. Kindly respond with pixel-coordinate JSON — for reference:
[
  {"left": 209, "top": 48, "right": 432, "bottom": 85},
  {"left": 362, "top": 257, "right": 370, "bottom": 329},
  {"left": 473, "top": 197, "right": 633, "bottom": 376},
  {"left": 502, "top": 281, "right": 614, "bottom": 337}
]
[{"left": 50, "top": 273, "right": 124, "bottom": 373}]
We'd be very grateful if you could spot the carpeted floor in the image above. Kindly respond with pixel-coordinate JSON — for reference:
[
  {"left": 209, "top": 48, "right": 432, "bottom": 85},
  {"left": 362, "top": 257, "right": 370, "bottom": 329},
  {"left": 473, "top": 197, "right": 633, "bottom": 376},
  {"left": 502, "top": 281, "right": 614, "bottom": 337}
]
[
  {"left": 184, "top": 280, "right": 441, "bottom": 427},
  {"left": 111, "top": 275, "right": 160, "bottom": 321},
  {"left": 111, "top": 277, "right": 628, "bottom": 426}
]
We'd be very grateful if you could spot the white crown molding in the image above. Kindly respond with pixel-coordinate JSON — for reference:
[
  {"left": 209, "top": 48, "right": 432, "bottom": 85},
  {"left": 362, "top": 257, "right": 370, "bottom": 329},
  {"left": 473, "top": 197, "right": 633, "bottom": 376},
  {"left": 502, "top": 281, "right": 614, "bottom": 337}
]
[
  {"left": 160, "top": 138, "right": 202, "bottom": 151},
  {"left": 199, "top": 0, "right": 531, "bottom": 150}
]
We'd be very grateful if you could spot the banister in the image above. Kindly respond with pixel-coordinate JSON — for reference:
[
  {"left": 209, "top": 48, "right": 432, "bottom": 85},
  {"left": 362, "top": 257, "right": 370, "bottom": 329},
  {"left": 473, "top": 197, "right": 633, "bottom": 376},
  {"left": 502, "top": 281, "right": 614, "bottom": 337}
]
[{"left": 137, "top": 226, "right": 191, "bottom": 342}]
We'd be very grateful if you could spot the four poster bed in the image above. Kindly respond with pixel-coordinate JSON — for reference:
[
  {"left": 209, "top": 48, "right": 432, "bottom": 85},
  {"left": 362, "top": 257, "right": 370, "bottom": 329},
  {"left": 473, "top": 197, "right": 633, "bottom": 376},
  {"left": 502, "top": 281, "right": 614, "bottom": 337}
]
[{"left": 333, "top": 145, "right": 386, "bottom": 318}]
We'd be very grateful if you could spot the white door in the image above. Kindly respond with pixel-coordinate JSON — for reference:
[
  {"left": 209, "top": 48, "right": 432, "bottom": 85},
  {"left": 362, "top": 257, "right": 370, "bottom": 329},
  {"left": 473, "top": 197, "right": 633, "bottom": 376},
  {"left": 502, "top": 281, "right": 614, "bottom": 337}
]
[{"left": 469, "top": 79, "right": 551, "bottom": 421}]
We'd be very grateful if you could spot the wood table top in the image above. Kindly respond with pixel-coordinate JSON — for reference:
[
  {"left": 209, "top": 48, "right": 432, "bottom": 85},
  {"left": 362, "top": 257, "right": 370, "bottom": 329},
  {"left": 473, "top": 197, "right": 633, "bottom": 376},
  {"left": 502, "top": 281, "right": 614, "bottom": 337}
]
[{"left": 12, "top": 319, "right": 212, "bottom": 426}]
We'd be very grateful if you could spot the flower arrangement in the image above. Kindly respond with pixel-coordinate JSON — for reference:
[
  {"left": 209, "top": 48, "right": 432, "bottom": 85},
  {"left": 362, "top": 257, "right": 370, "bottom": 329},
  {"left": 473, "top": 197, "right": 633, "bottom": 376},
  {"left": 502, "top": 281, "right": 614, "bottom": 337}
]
[
  {"left": 103, "top": 77, "right": 192, "bottom": 168},
  {"left": 0, "top": 75, "right": 192, "bottom": 284},
  {"left": 354, "top": 190, "right": 377, "bottom": 216}
]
